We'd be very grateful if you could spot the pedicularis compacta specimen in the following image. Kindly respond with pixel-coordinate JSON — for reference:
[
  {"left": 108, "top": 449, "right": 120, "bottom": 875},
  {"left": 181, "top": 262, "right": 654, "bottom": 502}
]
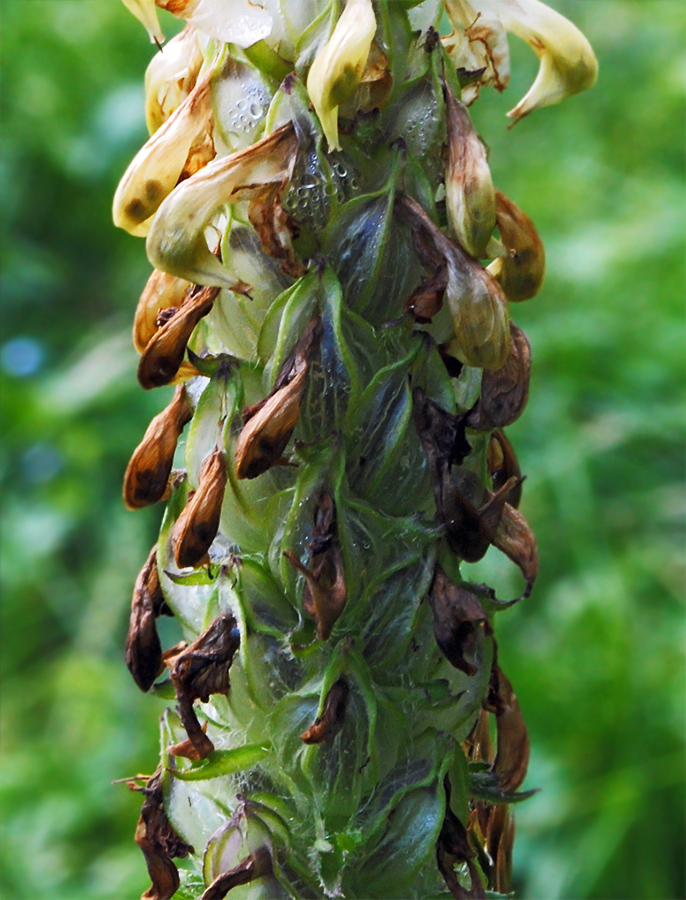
[{"left": 115, "top": 1, "right": 596, "bottom": 897}]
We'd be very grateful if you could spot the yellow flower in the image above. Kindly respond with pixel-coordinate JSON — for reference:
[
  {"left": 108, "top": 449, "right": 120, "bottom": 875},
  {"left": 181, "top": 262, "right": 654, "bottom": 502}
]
[{"left": 306, "top": 0, "right": 377, "bottom": 151}]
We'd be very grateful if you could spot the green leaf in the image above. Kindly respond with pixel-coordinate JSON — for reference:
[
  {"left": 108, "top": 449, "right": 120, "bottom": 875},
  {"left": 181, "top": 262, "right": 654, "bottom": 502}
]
[{"left": 171, "top": 743, "right": 270, "bottom": 781}]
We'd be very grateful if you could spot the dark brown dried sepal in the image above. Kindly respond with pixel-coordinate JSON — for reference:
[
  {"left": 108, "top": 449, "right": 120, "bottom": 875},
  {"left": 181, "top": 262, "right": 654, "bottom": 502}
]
[
  {"left": 437, "top": 778, "right": 486, "bottom": 899},
  {"left": 492, "top": 503, "right": 538, "bottom": 597},
  {"left": 133, "top": 769, "right": 193, "bottom": 900},
  {"left": 487, "top": 429, "right": 522, "bottom": 508},
  {"left": 485, "top": 665, "right": 530, "bottom": 794},
  {"left": 124, "top": 385, "right": 193, "bottom": 509},
  {"left": 429, "top": 568, "right": 491, "bottom": 676},
  {"left": 285, "top": 494, "right": 347, "bottom": 640},
  {"left": 200, "top": 847, "right": 273, "bottom": 900},
  {"left": 172, "top": 448, "right": 227, "bottom": 569},
  {"left": 301, "top": 678, "right": 349, "bottom": 744},
  {"left": 444, "top": 468, "right": 521, "bottom": 563},
  {"left": 138, "top": 284, "right": 219, "bottom": 389},
  {"left": 125, "top": 545, "right": 172, "bottom": 692},
  {"left": 169, "top": 611, "right": 240, "bottom": 758},
  {"left": 466, "top": 323, "right": 531, "bottom": 432},
  {"left": 235, "top": 319, "right": 319, "bottom": 479}
]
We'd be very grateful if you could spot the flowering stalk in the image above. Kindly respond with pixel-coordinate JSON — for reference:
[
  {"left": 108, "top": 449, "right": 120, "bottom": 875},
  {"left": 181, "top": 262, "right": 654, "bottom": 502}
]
[{"left": 115, "top": 1, "right": 596, "bottom": 897}]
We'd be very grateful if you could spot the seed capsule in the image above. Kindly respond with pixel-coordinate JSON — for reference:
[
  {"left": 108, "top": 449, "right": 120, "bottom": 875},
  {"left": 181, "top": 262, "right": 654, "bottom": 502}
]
[
  {"left": 172, "top": 448, "right": 227, "bottom": 569},
  {"left": 444, "top": 83, "right": 496, "bottom": 260},
  {"left": 123, "top": 386, "right": 193, "bottom": 510},
  {"left": 488, "top": 191, "right": 545, "bottom": 302}
]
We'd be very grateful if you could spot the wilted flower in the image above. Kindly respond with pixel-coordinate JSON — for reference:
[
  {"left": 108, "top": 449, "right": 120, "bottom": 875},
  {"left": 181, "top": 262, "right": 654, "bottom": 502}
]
[
  {"left": 137, "top": 284, "right": 218, "bottom": 389},
  {"left": 444, "top": 82, "right": 496, "bottom": 259},
  {"left": 133, "top": 269, "right": 192, "bottom": 353},
  {"left": 172, "top": 447, "right": 227, "bottom": 568},
  {"left": 146, "top": 124, "right": 297, "bottom": 288},
  {"left": 306, "top": 0, "right": 377, "bottom": 150},
  {"left": 123, "top": 384, "right": 193, "bottom": 509},
  {"left": 113, "top": 74, "right": 215, "bottom": 235},
  {"left": 144, "top": 25, "right": 203, "bottom": 134},
  {"left": 399, "top": 195, "right": 510, "bottom": 369},
  {"left": 444, "top": 0, "right": 597, "bottom": 122},
  {"left": 443, "top": 0, "right": 510, "bottom": 103},
  {"left": 234, "top": 319, "right": 318, "bottom": 478},
  {"left": 488, "top": 190, "right": 545, "bottom": 301}
]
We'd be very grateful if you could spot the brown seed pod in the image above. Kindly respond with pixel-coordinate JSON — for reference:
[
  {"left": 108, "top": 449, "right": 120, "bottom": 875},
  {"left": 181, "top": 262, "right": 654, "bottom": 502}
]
[
  {"left": 172, "top": 448, "right": 227, "bottom": 569},
  {"left": 466, "top": 323, "right": 531, "bottom": 431},
  {"left": 133, "top": 769, "right": 193, "bottom": 900},
  {"left": 138, "top": 284, "right": 219, "bottom": 390},
  {"left": 125, "top": 545, "right": 171, "bottom": 692},
  {"left": 235, "top": 319, "right": 319, "bottom": 479},
  {"left": 301, "top": 678, "right": 349, "bottom": 744},
  {"left": 134, "top": 270, "right": 192, "bottom": 354},
  {"left": 169, "top": 611, "right": 241, "bottom": 758},
  {"left": 123, "top": 385, "right": 193, "bottom": 510},
  {"left": 429, "top": 568, "right": 491, "bottom": 676},
  {"left": 488, "top": 191, "right": 545, "bottom": 302}
]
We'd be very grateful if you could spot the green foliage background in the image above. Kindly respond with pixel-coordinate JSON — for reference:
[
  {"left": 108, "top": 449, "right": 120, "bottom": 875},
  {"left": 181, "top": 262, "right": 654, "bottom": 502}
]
[{"left": 0, "top": 1, "right": 683, "bottom": 898}]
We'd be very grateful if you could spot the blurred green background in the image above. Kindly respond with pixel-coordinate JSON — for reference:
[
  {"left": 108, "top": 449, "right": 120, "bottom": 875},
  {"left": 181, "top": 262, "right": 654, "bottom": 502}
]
[{"left": 0, "top": 1, "right": 683, "bottom": 898}]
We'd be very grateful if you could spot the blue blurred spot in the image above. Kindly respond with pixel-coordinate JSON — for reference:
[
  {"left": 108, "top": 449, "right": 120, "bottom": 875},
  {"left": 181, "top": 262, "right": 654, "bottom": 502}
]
[
  {"left": 21, "top": 444, "right": 63, "bottom": 484},
  {"left": 1, "top": 337, "right": 44, "bottom": 377}
]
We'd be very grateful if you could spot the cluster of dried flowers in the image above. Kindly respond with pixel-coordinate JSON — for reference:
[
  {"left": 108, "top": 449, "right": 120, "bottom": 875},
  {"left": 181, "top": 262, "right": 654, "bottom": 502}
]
[{"left": 114, "top": 1, "right": 596, "bottom": 897}]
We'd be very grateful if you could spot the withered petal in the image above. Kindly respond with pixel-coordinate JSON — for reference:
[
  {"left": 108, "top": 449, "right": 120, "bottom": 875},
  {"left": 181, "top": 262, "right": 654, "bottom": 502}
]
[
  {"left": 429, "top": 568, "right": 489, "bottom": 676},
  {"left": 138, "top": 284, "right": 219, "bottom": 389},
  {"left": 170, "top": 611, "right": 240, "bottom": 758},
  {"left": 172, "top": 449, "right": 227, "bottom": 570},
  {"left": 124, "top": 385, "right": 193, "bottom": 510},
  {"left": 492, "top": 503, "right": 538, "bottom": 596},
  {"left": 125, "top": 545, "right": 168, "bottom": 692},
  {"left": 466, "top": 323, "right": 531, "bottom": 431},
  {"left": 488, "top": 191, "right": 545, "bottom": 302}
]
